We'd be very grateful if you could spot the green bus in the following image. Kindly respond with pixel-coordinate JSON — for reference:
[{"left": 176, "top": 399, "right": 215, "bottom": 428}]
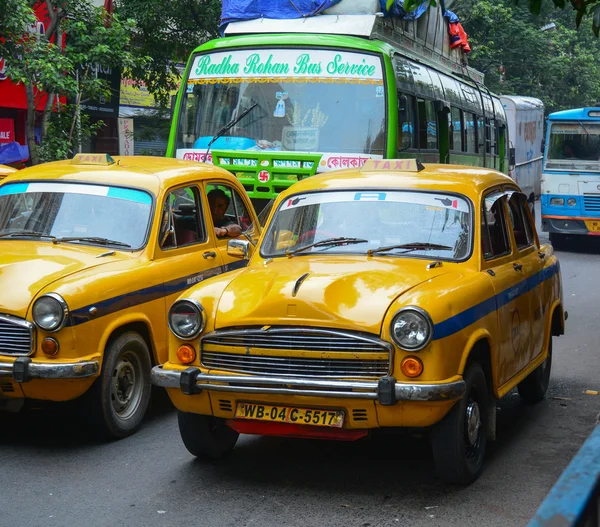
[{"left": 166, "top": 9, "right": 509, "bottom": 209}]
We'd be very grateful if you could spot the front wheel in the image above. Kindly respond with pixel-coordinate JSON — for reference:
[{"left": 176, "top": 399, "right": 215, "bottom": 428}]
[
  {"left": 518, "top": 338, "right": 552, "bottom": 404},
  {"left": 549, "top": 232, "right": 566, "bottom": 248},
  {"left": 86, "top": 331, "right": 152, "bottom": 438},
  {"left": 178, "top": 412, "right": 239, "bottom": 459},
  {"left": 431, "top": 362, "right": 489, "bottom": 484}
]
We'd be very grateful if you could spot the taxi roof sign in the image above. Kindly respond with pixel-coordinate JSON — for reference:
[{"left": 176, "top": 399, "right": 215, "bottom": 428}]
[
  {"left": 361, "top": 159, "right": 424, "bottom": 172},
  {"left": 71, "top": 153, "right": 115, "bottom": 166}
]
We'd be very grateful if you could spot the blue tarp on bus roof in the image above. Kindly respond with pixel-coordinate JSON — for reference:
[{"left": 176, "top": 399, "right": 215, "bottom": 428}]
[
  {"left": 221, "top": 0, "right": 343, "bottom": 26},
  {"left": 0, "top": 142, "right": 29, "bottom": 165},
  {"left": 379, "top": 0, "right": 430, "bottom": 20}
]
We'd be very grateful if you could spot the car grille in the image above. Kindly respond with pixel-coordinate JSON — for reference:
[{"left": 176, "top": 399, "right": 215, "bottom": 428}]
[
  {"left": 0, "top": 315, "right": 34, "bottom": 356},
  {"left": 583, "top": 194, "right": 600, "bottom": 213},
  {"left": 201, "top": 327, "right": 391, "bottom": 379}
]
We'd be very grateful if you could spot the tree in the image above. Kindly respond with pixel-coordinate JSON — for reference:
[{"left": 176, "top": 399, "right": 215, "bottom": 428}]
[
  {"left": 0, "top": 1, "right": 147, "bottom": 164},
  {"left": 115, "top": 0, "right": 221, "bottom": 107}
]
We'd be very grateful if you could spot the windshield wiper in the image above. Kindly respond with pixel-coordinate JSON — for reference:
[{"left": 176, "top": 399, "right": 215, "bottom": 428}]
[
  {"left": 0, "top": 231, "right": 56, "bottom": 240},
  {"left": 367, "top": 242, "right": 452, "bottom": 256},
  {"left": 286, "top": 237, "right": 368, "bottom": 257},
  {"left": 53, "top": 236, "right": 131, "bottom": 248},
  {"left": 204, "top": 102, "right": 259, "bottom": 160}
]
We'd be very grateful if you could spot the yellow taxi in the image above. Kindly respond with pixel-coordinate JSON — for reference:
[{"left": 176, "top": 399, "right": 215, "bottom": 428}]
[
  {"left": 151, "top": 159, "right": 565, "bottom": 484},
  {"left": 0, "top": 164, "right": 16, "bottom": 180},
  {"left": 0, "top": 154, "right": 259, "bottom": 438}
]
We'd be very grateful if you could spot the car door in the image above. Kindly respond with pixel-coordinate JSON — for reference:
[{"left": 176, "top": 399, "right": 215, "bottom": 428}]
[
  {"left": 481, "top": 189, "right": 532, "bottom": 386},
  {"left": 204, "top": 180, "right": 259, "bottom": 267},
  {"left": 154, "top": 184, "right": 226, "bottom": 328},
  {"left": 506, "top": 191, "right": 544, "bottom": 371}
]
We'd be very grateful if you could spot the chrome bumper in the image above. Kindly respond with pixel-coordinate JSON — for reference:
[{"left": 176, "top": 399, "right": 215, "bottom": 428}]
[
  {"left": 151, "top": 366, "right": 466, "bottom": 405},
  {"left": 0, "top": 357, "right": 99, "bottom": 382}
]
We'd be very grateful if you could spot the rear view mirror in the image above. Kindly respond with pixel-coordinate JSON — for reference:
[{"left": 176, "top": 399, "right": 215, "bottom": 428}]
[
  {"left": 509, "top": 147, "right": 516, "bottom": 167},
  {"left": 227, "top": 239, "right": 250, "bottom": 259}
]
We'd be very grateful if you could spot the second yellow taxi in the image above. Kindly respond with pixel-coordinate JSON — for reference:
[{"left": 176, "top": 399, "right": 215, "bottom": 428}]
[{"left": 152, "top": 159, "right": 565, "bottom": 484}]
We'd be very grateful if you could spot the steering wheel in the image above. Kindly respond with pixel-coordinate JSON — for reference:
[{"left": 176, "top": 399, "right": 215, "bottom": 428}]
[{"left": 296, "top": 229, "right": 336, "bottom": 245}]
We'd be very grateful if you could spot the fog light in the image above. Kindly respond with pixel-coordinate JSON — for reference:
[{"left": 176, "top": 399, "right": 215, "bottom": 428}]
[
  {"left": 567, "top": 198, "right": 577, "bottom": 206},
  {"left": 41, "top": 337, "right": 59, "bottom": 356},
  {"left": 177, "top": 344, "right": 196, "bottom": 364},
  {"left": 401, "top": 356, "right": 423, "bottom": 378}
]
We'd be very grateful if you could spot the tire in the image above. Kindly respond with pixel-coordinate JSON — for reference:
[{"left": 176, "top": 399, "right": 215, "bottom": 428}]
[
  {"left": 518, "top": 338, "right": 552, "bottom": 404},
  {"left": 431, "top": 362, "right": 489, "bottom": 485},
  {"left": 549, "top": 232, "right": 566, "bottom": 248},
  {"left": 86, "top": 331, "right": 152, "bottom": 439},
  {"left": 178, "top": 411, "right": 239, "bottom": 459}
]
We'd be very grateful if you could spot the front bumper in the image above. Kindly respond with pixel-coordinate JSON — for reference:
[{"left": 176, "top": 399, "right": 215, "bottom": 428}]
[
  {"left": 542, "top": 217, "right": 597, "bottom": 235},
  {"left": 150, "top": 366, "right": 466, "bottom": 405},
  {"left": 0, "top": 357, "right": 99, "bottom": 383}
]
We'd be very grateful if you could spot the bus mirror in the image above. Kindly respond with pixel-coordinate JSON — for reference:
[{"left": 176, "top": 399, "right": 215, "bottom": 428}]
[
  {"left": 398, "top": 95, "right": 408, "bottom": 122},
  {"left": 509, "top": 147, "right": 516, "bottom": 166},
  {"left": 435, "top": 100, "right": 450, "bottom": 113}
]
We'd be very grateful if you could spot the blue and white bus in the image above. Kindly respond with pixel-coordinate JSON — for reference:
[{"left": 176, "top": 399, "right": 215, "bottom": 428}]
[{"left": 541, "top": 107, "right": 600, "bottom": 243}]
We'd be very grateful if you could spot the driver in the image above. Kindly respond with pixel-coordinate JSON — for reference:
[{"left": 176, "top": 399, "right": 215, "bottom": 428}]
[{"left": 208, "top": 189, "right": 242, "bottom": 238}]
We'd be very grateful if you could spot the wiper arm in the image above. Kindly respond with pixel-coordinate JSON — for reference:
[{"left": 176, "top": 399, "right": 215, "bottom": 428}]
[
  {"left": 204, "top": 102, "right": 259, "bottom": 160},
  {"left": 368, "top": 242, "right": 452, "bottom": 256},
  {"left": 286, "top": 237, "right": 368, "bottom": 257},
  {"left": 53, "top": 236, "right": 131, "bottom": 248},
  {"left": 0, "top": 231, "right": 56, "bottom": 240}
]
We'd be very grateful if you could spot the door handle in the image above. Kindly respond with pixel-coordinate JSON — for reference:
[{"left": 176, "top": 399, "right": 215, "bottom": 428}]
[
  {"left": 513, "top": 263, "right": 523, "bottom": 271},
  {"left": 538, "top": 251, "right": 545, "bottom": 259},
  {"left": 203, "top": 251, "right": 217, "bottom": 259}
]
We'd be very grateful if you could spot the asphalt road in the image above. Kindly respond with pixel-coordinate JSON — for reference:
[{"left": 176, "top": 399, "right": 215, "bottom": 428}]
[{"left": 1, "top": 210, "right": 599, "bottom": 527}]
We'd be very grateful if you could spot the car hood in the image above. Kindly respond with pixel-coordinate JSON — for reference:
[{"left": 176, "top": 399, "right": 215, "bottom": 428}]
[
  {"left": 215, "top": 256, "right": 449, "bottom": 334},
  {"left": 0, "top": 240, "right": 125, "bottom": 318}
]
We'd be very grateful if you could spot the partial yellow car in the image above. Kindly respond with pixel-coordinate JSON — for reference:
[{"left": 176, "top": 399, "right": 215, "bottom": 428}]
[
  {"left": 0, "top": 164, "right": 16, "bottom": 180},
  {"left": 0, "top": 154, "right": 259, "bottom": 438},
  {"left": 152, "top": 159, "right": 565, "bottom": 484}
]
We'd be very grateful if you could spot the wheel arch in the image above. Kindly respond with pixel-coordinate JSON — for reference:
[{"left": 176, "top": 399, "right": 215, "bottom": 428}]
[
  {"left": 97, "top": 315, "right": 158, "bottom": 367},
  {"left": 550, "top": 301, "right": 565, "bottom": 337}
]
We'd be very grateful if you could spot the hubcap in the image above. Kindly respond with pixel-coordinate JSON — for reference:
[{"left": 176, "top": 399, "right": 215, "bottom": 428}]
[
  {"left": 466, "top": 401, "right": 481, "bottom": 446},
  {"left": 110, "top": 351, "right": 143, "bottom": 420}
]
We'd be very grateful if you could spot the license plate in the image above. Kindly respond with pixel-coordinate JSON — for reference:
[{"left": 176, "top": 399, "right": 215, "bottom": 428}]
[
  {"left": 585, "top": 220, "right": 600, "bottom": 232},
  {"left": 235, "top": 402, "right": 344, "bottom": 428}
]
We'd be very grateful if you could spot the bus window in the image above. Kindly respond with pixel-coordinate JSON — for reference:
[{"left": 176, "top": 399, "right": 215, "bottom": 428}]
[
  {"left": 478, "top": 116, "right": 485, "bottom": 153},
  {"left": 398, "top": 93, "right": 415, "bottom": 151},
  {"left": 451, "top": 107, "right": 462, "bottom": 151},
  {"left": 466, "top": 113, "right": 477, "bottom": 153},
  {"left": 417, "top": 99, "right": 437, "bottom": 150}
]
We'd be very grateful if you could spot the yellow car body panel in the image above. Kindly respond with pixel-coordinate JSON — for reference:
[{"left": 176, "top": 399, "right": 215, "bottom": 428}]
[
  {"left": 154, "top": 164, "right": 564, "bottom": 433},
  {"left": 0, "top": 164, "right": 16, "bottom": 180},
  {"left": 0, "top": 156, "right": 259, "bottom": 407}
]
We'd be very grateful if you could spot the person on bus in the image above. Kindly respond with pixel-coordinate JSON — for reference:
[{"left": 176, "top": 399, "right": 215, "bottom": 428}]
[{"left": 208, "top": 189, "right": 242, "bottom": 238}]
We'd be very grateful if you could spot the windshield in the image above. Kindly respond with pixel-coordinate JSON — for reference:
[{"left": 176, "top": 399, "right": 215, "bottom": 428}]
[
  {"left": 176, "top": 48, "right": 386, "bottom": 163},
  {"left": 0, "top": 182, "right": 153, "bottom": 249},
  {"left": 261, "top": 190, "right": 472, "bottom": 260},
  {"left": 547, "top": 122, "right": 600, "bottom": 171}
]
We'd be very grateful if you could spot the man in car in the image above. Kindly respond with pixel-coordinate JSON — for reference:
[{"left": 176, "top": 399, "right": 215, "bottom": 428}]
[{"left": 208, "top": 188, "right": 243, "bottom": 238}]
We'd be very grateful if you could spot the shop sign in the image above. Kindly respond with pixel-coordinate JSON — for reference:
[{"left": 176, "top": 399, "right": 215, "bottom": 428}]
[{"left": 0, "top": 119, "right": 15, "bottom": 143}]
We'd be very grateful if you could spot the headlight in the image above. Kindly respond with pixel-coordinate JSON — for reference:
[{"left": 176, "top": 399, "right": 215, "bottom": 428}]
[
  {"left": 550, "top": 198, "right": 564, "bottom": 206},
  {"left": 567, "top": 198, "right": 577, "bottom": 206},
  {"left": 32, "top": 293, "right": 68, "bottom": 332},
  {"left": 391, "top": 307, "right": 433, "bottom": 351},
  {"left": 168, "top": 299, "right": 205, "bottom": 340}
]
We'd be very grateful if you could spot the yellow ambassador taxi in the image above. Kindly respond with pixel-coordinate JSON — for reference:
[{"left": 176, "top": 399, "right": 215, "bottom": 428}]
[
  {"left": 151, "top": 159, "right": 565, "bottom": 484},
  {"left": 0, "top": 154, "right": 259, "bottom": 438}
]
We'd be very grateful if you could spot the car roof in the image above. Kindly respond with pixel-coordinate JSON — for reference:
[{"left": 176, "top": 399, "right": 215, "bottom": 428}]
[
  {"left": 280, "top": 163, "right": 516, "bottom": 202},
  {"left": 1, "top": 156, "right": 238, "bottom": 195}
]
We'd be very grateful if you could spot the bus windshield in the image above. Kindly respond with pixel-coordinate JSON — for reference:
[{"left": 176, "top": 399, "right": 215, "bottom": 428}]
[
  {"left": 547, "top": 122, "right": 600, "bottom": 171},
  {"left": 175, "top": 48, "right": 386, "bottom": 162}
]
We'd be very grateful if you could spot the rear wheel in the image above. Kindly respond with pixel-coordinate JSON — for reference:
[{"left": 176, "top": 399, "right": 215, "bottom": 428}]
[
  {"left": 178, "top": 412, "right": 239, "bottom": 459},
  {"left": 518, "top": 338, "right": 552, "bottom": 404},
  {"left": 431, "top": 362, "right": 489, "bottom": 484}
]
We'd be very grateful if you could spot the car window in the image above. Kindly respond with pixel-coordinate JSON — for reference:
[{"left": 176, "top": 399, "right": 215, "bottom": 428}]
[
  {"left": 160, "top": 186, "right": 206, "bottom": 250},
  {"left": 206, "top": 183, "right": 252, "bottom": 231},
  {"left": 507, "top": 193, "right": 535, "bottom": 250},
  {"left": 481, "top": 192, "right": 511, "bottom": 259}
]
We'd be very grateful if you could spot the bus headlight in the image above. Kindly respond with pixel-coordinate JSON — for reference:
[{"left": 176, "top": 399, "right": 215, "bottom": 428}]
[
  {"left": 391, "top": 307, "right": 433, "bottom": 351},
  {"left": 32, "top": 294, "right": 68, "bottom": 332},
  {"left": 567, "top": 198, "right": 577, "bottom": 206},
  {"left": 550, "top": 198, "right": 564, "bottom": 206},
  {"left": 168, "top": 299, "right": 205, "bottom": 340}
]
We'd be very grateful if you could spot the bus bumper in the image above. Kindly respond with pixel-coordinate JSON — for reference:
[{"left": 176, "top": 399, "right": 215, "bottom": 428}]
[{"left": 541, "top": 217, "right": 600, "bottom": 235}]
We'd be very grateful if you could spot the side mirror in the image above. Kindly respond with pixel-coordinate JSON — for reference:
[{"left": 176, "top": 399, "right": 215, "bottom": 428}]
[
  {"left": 509, "top": 147, "right": 516, "bottom": 167},
  {"left": 227, "top": 238, "right": 250, "bottom": 259}
]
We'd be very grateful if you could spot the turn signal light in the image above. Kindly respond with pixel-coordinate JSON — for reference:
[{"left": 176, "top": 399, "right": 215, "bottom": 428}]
[
  {"left": 41, "top": 337, "right": 59, "bottom": 356},
  {"left": 177, "top": 344, "right": 196, "bottom": 364},
  {"left": 401, "top": 356, "right": 423, "bottom": 378}
]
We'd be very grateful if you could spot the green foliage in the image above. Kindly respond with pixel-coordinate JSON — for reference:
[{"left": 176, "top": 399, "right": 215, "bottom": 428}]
[
  {"left": 115, "top": 0, "right": 221, "bottom": 107},
  {"left": 461, "top": 0, "right": 600, "bottom": 113}
]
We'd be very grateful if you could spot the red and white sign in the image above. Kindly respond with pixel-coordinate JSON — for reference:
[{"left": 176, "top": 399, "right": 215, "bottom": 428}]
[
  {"left": 0, "top": 119, "right": 14, "bottom": 143},
  {"left": 258, "top": 170, "right": 270, "bottom": 182}
]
